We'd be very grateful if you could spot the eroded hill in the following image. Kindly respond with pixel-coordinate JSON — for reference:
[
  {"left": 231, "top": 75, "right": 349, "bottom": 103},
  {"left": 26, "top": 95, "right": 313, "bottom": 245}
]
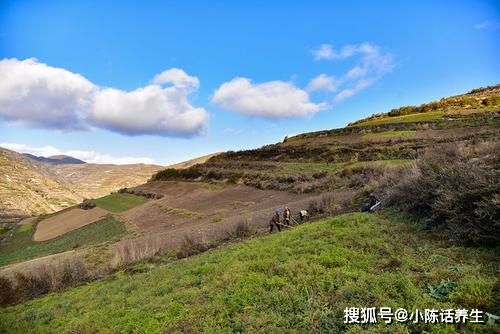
[{"left": 0, "top": 148, "right": 164, "bottom": 222}]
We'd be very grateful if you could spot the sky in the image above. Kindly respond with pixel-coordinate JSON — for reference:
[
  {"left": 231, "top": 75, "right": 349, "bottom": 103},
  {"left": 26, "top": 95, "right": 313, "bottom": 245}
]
[{"left": 0, "top": 1, "right": 499, "bottom": 166}]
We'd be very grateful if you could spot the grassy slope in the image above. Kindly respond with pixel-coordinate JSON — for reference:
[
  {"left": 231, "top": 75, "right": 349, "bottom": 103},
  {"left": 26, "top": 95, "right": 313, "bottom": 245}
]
[
  {"left": 1, "top": 213, "right": 498, "bottom": 333},
  {"left": 90, "top": 193, "right": 150, "bottom": 213},
  {"left": 0, "top": 216, "right": 128, "bottom": 266}
]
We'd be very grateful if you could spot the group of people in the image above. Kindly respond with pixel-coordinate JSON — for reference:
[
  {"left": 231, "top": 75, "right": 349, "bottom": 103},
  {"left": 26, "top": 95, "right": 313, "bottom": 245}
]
[
  {"left": 269, "top": 206, "right": 308, "bottom": 232},
  {"left": 270, "top": 194, "right": 380, "bottom": 232}
]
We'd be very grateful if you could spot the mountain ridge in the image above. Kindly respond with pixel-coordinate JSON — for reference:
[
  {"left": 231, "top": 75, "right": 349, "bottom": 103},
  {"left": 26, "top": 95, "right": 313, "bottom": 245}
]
[{"left": 23, "top": 154, "right": 86, "bottom": 165}]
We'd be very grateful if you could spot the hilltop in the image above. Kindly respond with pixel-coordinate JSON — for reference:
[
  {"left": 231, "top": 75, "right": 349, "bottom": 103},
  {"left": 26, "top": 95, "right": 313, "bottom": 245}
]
[{"left": 22, "top": 154, "right": 86, "bottom": 165}]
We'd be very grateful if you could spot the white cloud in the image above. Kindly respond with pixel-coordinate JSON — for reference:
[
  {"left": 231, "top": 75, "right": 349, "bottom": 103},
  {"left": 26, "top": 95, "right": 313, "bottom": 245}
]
[
  {"left": 0, "top": 58, "right": 96, "bottom": 131},
  {"left": 0, "top": 143, "right": 156, "bottom": 165},
  {"left": 309, "top": 42, "right": 394, "bottom": 102},
  {"left": 0, "top": 143, "right": 61, "bottom": 157},
  {"left": 89, "top": 85, "right": 208, "bottom": 137},
  {"left": 0, "top": 58, "right": 208, "bottom": 137},
  {"left": 212, "top": 78, "right": 328, "bottom": 119},
  {"left": 153, "top": 68, "right": 200, "bottom": 90},
  {"left": 474, "top": 20, "right": 500, "bottom": 30},
  {"left": 306, "top": 74, "right": 338, "bottom": 92},
  {"left": 311, "top": 44, "right": 357, "bottom": 61}
]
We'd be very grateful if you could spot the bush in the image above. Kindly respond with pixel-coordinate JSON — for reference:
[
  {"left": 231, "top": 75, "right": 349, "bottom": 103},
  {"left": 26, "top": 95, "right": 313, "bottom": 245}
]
[
  {"left": 176, "top": 235, "right": 207, "bottom": 259},
  {"left": 0, "top": 259, "right": 90, "bottom": 306},
  {"left": 79, "top": 198, "right": 96, "bottom": 210},
  {"left": 384, "top": 142, "right": 500, "bottom": 246},
  {"left": 151, "top": 167, "right": 203, "bottom": 181},
  {"left": 0, "top": 276, "right": 15, "bottom": 306}
]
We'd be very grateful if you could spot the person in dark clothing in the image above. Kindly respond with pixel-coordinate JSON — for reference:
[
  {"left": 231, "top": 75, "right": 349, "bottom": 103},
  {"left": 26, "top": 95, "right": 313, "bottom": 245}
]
[
  {"left": 270, "top": 209, "right": 282, "bottom": 232},
  {"left": 369, "top": 194, "right": 377, "bottom": 207},
  {"left": 362, "top": 194, "right": 379, "bottom": 212}
]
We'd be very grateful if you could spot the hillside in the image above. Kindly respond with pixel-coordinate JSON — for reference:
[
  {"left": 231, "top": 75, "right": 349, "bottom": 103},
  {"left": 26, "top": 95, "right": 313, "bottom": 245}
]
[
  {"left": 150, "top": 85, "right": 500, "bottom": 195},
  {"left": 0, "top": 148, "right": 81, "bottom": 222},
  {"left": 0, "top": 147, "right": 164, "bottom": 222},
  {"left": 1, "top": 213, "right": 499, "bottom": 333},
  {"left": 0, "top": 85, "right": 498, "bottom": 333}
]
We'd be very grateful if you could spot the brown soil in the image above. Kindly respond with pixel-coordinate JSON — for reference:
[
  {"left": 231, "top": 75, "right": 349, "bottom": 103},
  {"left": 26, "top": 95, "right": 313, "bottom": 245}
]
[
  {"left": 3, "top": 182, "right": 349, "bottom": 278},
  {"left": 117, "top": 182, "right": 343, "bottom": 252},
  {"left": 33, "top": 207, "right": 109, "bottom": 241}
]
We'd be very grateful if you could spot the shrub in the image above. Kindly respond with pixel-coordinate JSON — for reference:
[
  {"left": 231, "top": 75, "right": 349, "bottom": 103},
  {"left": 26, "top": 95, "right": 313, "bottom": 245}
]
[
  {"left": 79, "top": 198, "right": 96, "bottom": 210},
  {"left": 0, "top": 276, "right": 15, "bottom": 306},
  {"left": 0, "top": 259, "right": 90, "bottom": 306},
  {"left": 234, "top": 221, "right": 252, "bottom": 237},
  {"left": 111, "top": 236, "right": 162, "bottom": 268},
  {"left": 384, "top": 142, "right": 500, "bottom": 246},
  {"left": 176, "top": 235, "right": 207, "bottom": 259},
  {"left": 151, "top": 168, "right": 180, "bottom": 181}
]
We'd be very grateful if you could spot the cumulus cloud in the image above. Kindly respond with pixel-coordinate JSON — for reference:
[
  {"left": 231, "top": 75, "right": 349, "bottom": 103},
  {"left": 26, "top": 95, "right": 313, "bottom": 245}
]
[
  {"left": 89, "top": 84, "right": 208, "bottom": 137},
  {"left": 211, "top": 78, "right": 328, "bottom": 119},
  {"left": 309, "top": 43, "right": 394, "bottom": 102},
  {"left": 0, "top": 58, "right": 96, "bottom": 131},
  {"left": 0, "top": 58, "right": 208, "bottom": 137},
  {"left": 0, "top": 142, "right": 156, "bottom": 165}
]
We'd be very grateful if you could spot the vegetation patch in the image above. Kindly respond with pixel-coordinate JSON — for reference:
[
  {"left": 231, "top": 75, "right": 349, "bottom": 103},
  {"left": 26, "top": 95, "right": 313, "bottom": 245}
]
[
  {"left": 156, "top": 204, "right": 206, "bottom": 220},
  {"left": 231, "top": 201, "right": 255, "bottom": 207},
  {"left": 382, "top": 141, "right": 500, "bottom": 247},
  {"left": 90, "top": 193, "right": 149, "bottom": 213},
  {"left": 0, "top": 215, "right": 128, "bottom": 266},
  {"left": 362, "top": 130, "right": 416, "bottom": 138}
]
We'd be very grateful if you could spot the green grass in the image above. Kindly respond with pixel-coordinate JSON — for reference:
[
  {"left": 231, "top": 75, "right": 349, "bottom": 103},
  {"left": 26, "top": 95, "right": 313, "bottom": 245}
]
[
  {"left": 345, "top": 159, "right": 414, "bottom": 168},
  {"left": 279, "top": 162, "right": 344, "bottom": 175},
  {"left": 0, "top": 215, "right": 128, "bottom": 266},
  {"left": 90, "top": 193, "right": 149, "bottom": 213},
  {"left": 362, "top": 130, "right": 416, "bottom": 138},
  {"left": 156, "top": 204, "right": 206, "bottom": 219},
  {"left": 352, "top": 111, "right": 445, "bottom": 126},
  {"left": 1, "top": 213, "right": 498, "bottom": 333}
]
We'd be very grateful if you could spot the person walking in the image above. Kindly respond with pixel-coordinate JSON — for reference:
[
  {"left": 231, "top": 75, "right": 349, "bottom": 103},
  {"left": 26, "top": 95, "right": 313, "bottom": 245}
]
[
  {"left": 270, "top": 209, "right": 282, "bottom": 232},
  {"left": 283, "top": 206, "right": 291, "bottom": 227}
]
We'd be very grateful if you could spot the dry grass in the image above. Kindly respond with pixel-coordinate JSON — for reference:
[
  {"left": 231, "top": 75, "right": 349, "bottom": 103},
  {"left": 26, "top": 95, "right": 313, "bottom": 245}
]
[
  {"left": 110, "top": 235, "right": 163, "bottom": 268},
  {"left": 0, "top": 258, "right": 89, "bottom": 306}
]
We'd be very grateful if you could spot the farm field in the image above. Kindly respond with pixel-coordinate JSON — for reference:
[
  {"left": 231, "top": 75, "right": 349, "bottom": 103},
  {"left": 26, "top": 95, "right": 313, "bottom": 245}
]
[{"left": 33, "top": 207, "right": 109, "bottom": 241}]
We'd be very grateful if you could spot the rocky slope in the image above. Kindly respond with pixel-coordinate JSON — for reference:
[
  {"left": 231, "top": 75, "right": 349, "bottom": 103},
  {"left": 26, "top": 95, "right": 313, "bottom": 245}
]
[{"left": 0, "top": 148, "right": 164, "bottom": 222}]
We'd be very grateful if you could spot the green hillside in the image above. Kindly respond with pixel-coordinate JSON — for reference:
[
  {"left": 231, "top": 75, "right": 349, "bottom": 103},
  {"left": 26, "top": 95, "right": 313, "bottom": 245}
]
[
  {"left": 151, "top": 85, "right": 500, "bottom": 195},
  {"left": 1, "top": 212, "right": 498, "bottom": 333}
]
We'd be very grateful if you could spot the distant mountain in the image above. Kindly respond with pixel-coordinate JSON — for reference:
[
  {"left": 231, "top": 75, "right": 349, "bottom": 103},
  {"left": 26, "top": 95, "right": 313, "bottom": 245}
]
[
  {"left": 23, "top": 154, "right": 86, "bottom": 165},
  {"left": 0, "top": 147, "right": 164, "bottom": 221}
]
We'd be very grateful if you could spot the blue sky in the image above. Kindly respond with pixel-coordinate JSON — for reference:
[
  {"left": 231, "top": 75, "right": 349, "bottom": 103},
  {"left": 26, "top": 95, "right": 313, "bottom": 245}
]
[{"left": 1, "top": 1, "right": 499, "bottom": 165}]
